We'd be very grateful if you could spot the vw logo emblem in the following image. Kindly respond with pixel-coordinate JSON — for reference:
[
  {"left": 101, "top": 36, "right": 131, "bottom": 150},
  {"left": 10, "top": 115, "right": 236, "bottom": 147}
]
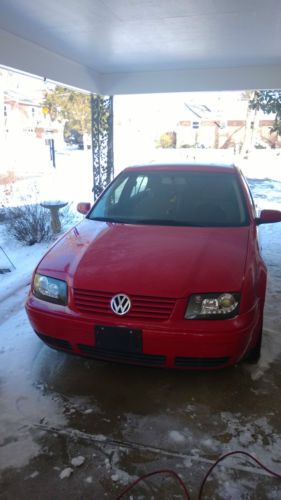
[{"left": 111, "top": 294, "right": 131, "bottom": 315}]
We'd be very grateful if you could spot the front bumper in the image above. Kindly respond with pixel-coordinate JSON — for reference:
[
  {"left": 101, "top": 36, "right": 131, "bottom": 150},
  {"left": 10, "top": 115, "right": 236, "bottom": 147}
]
[{"left": 26, "top": 293, "right": 261, "bottom": 370}]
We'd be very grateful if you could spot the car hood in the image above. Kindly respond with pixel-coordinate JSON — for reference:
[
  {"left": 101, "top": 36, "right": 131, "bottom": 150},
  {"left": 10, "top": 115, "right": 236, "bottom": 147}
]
[{"left": 37, "top": 219, "right": 249, "bottom": 298}]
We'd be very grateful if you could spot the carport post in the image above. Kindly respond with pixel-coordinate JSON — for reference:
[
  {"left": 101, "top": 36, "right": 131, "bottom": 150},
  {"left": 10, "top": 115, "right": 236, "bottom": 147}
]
[{"left": 91, "top": 95, "right": 114, "bottom": 200}]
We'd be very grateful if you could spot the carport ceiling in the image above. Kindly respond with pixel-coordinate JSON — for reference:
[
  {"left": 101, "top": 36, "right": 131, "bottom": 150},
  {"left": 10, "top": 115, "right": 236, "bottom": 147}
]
[{"left": 1, "top": 0, "right": 281, "bottom": 94}]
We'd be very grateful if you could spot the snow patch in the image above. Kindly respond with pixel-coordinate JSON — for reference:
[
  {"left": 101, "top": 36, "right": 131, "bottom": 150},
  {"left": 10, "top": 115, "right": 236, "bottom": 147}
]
[
  {"left": 25, "top": 471, "right": 40, "bottom": 480},
  {"left": 183, "top": 457, "right": 193, "bottom": 467},
  {"left": 0, "top": 436, "right": 41, "bottom": 470},
  {"left": 94, "top": 434, "right": 107, "bottom": 442},
  {"left": 83, "top": 408, "right": 94, "bottom": 414},
  {"left": 0, "top": 226, "right": 50, "bottom": 304},
  {"left": 59, "top": 467, "right": 73, "bottom": 479},
  {"left": 101, "top": 446, "right": 138, "bottom": 486},
  {"left": 169, "top": 430, "right": 186, "bottom": 443},
  {"left": 71, "top": 456, "right": 85, "bottom": 467},
  {"left": 111, "top": 469, "right": 135, "bottom": 485}
]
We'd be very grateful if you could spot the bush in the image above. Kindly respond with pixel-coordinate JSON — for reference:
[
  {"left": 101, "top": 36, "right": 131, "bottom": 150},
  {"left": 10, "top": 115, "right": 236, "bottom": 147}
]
[
  {"left": 5, "top": 204, "right": 52, "bottom": 245},
  {"left": 156, "top": 131, "right": 177, "bottom": 148}
]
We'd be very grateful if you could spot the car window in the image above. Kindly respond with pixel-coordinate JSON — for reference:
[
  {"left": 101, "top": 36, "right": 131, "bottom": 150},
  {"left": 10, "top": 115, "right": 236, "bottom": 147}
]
[{"left": 89, "top": 170, "right": 249, "bottom": 227}]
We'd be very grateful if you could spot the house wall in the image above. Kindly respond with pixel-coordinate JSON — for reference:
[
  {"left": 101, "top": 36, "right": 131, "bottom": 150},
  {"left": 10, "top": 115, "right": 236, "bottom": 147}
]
[{"left": 176, "top": 120, "right": 279, "bottom": 150}]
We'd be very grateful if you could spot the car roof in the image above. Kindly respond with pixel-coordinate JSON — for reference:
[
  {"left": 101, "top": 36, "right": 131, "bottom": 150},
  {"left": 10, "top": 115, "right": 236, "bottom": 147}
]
[{"left": 124, "top": 162, "right": 237, "bottom": 174}]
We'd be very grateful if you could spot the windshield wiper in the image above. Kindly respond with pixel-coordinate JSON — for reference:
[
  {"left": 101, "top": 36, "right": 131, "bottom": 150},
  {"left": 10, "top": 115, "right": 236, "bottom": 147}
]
[
  {"left": 90, "top": 216, "right": 206, "bottom": 227},
  {"left": 89, "top": 216, "right": 109, "bottom": 221},
  {"left": 133, "top": 219, "right": 204, "bottom": 227},
  {"left": 90, "top": 216, "right": 126, "bottom": 223}
]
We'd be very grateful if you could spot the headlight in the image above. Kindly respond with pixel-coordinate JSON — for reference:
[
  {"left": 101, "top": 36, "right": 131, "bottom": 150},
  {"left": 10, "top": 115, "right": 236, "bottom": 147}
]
[
  {"left": 33, "top": 273, "right": 68, "bottom": 305},
  {"left": 185, "top": 292, "right": 240, "bottom": 319}
]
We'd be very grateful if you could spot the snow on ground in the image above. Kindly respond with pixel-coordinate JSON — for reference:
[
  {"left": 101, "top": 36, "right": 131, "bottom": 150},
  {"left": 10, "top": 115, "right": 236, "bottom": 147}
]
[
  {"left": 0, "top": 291, "right": 67, "bottom": 469},
  {"left": 0, "top": 230, "right": 50, "bottom": 302},
  {"left": 1, "top": 143, "right": 94, "bottom": 208}
]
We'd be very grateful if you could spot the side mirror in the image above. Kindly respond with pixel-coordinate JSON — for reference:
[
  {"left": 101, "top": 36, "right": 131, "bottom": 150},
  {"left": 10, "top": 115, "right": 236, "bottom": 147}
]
[
  {"left": 77, "top": 202, "right": 91, "bottom": 215},
  {"left": 256, "top": 209, "right": 281, "bottom": 225}
]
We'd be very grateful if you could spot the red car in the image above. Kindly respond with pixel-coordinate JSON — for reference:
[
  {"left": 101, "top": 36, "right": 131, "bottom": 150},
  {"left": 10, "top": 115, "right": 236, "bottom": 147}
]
[{"left": 26, "top": 164, "right": 281, "bottom": 369}]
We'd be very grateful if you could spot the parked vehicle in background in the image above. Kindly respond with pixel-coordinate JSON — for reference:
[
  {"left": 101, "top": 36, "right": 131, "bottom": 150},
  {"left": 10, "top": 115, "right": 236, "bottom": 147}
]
[
  {"left": 26, "top": 163, "right": 281, "bottom": 369},
  {"left": 64, "top": 128, "right": 84, "bottom": 149}
]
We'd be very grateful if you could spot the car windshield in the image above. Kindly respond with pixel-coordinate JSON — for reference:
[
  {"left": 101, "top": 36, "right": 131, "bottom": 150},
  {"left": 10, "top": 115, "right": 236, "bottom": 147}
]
[{"left": 89, "top": 170, "right": 249, "bottom": 227}]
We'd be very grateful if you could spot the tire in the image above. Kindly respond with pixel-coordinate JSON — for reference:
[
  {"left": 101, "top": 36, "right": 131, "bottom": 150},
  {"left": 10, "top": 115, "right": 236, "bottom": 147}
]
[{"left": 244, "top": 318, "right": 263, "bottom": 364}]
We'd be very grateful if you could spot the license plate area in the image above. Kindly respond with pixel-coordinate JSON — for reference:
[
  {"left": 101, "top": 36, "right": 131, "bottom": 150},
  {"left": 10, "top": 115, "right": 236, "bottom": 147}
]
[{"left": 95, "top": 325, "right": 142, "bottom": 353}]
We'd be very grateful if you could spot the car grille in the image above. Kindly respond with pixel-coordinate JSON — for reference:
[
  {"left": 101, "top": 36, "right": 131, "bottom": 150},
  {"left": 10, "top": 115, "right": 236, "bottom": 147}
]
[
  {"left": 73, "top": 289, "right": 175, "bottom": 321},
  {"left": 174, "top": 356, "right": 230, "bottom": 368},
  {"left": 78, "top": 344, "right": 166, "bottom": 366}
]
